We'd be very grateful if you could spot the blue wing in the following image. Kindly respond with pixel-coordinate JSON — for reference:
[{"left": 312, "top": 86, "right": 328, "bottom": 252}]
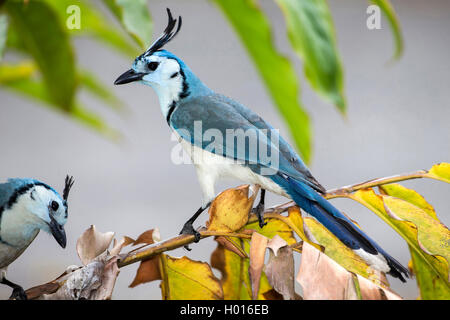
[{"left": 170, "top": 93, "right": 325, "bottom": 193}]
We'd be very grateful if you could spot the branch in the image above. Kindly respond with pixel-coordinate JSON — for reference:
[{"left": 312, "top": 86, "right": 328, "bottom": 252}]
[
  {"left": 118, "top": 169, "right": 431, "bottom": 268},
  {"left": 265, "top": 169, "right": 429, "bottom": 211},
  {"left": 117, "top": 230, "right": 252, "bottom": 268}
]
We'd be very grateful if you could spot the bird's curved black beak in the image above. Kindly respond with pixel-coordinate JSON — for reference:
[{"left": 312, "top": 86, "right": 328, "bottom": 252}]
[
  {"left": 114, "top": 69, "right": 145, "bottom": 85},
  {"left": 49, "top": 216, "right": 66, "bottom": 248}
]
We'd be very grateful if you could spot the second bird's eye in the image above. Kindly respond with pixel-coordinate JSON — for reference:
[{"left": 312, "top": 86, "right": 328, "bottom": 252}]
[
  {"left": 51, "top": 200, "right": 59, "bottom": 211},
  {"left": 147, "top": 61, "right": 159, "bottom": 71}
]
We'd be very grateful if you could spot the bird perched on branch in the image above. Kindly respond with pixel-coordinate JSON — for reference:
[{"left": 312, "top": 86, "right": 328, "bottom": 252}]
[
  {"left": 115, "top": 9, "right": 409, "bottom": 282},
  {"left": 0, "top": 176, "right": 74, "bottom": 299}
]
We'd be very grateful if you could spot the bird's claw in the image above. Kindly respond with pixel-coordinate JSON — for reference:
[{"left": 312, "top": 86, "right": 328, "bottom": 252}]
[
  {"left": 9, "top": 287, "right": 27, "bottom": 300},
  {"left": 252, "top": 203, "right": 267, "bottom": 229},
  {"left": 180, "top": 221, "right": 201, "bottom": 250}
]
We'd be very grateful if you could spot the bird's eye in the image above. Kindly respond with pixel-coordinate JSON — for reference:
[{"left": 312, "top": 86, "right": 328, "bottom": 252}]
[
  {"left": 51, "top": 201, "right": 59, "bottom": 211},
  {"left": 147, "top": 61, "right": 159, "bottom": 71}
]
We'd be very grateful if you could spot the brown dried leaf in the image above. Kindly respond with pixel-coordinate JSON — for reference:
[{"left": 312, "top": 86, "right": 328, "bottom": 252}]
[
  {"left": 207, "top": 185, "right": 259, "bottom": 232},
  {"left": 129, "top": 256, "right": 161, "bottom": 288},
  {"left": 297, "top": 242, "right": 401, "bottom": 300},
  {"left": 249, "top": 232, "right": 268, "bottom": 300},
  {"left": 25, "top": 282, "right": 60, "bottom": 300},
  {"left": 265, "top": 235, "right": 295, "bottom": 300},
  {"left": 76, "top": 225, "right": 115, "bottom": 265},
  {"left": 297, "top": 242, "right": 357, "bottom": 300},
  {"left": 262, "top": 289, "right": 284, "bottom": 300},
  {"left": 357, "top": 275, "right": 402, "bottom": 300}
]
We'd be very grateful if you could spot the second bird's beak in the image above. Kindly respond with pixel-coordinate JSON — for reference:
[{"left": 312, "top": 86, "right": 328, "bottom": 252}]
[
  {"left": 49, "top": 216, "right": 66, "bottom": 248},
  {"left": 114, "top": 69, "right": 145, "bottom": 85}
]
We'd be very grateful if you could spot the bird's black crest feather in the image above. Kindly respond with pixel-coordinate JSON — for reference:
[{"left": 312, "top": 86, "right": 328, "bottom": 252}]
[
  {"left": 63, "top": 175, "right": 74, "bottom": 202},
  {"left": 143, "top": 8, "right": 182, "bottom": 57}
]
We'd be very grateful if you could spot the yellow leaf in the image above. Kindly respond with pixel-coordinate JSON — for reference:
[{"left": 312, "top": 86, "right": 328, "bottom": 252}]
[
  {"left": 304, "top": 217, "right": 387, "bottom": 286},
  {"left": 426, "top": 162, "right": 450, "bottom": 184},
  {"left": 350, "top": 189, "right": 450, "bottom": 293},
  {"left": 380, "top": 183, "right": 437, "bottom": 219},
  {"left": 379, "top": 183, "right": 450, "bottom": 299},
  {"left": 160, "top": 255, "right": 223, "bottom": 300},
  {"left": 207, "top": 185, "right": 258, "bottom": 232},
  {"left": 245, "top": 218, "right": 296, "bottom": 245}
]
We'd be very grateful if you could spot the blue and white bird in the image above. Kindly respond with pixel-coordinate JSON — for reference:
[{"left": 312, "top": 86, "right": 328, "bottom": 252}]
[
  {"left": 115, "top": 9, "right": 408, "bottom": 282},
  {"left": 0, "top": 176, "right": 73, "bottom": 299}
]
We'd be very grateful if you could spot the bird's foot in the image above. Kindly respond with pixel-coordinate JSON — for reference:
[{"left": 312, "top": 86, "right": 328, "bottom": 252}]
[
  {"left": 179, "top": 221, "right": 201, "bottom": 251},
  {"left": 9, "top": 287, "right": 27, "bottom": 300},
  {"left": 252, "top": 202, "right": 267, "bottom": 229}
]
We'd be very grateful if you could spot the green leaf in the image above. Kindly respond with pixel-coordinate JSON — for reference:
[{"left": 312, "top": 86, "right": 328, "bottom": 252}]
[
  {"left": 5, "top": 1, "right": 76, "bottom": 110},
  {"left": 1, "top": 68, "right": 119, "bottom": 139},
  {"left": 275, "top": 0, "right": 346, "bottom": 112},
  {"left": 410, "top": 247, "right": 450, "bottom": 300},
  {"left": 371, "top": 0, "right": 403, "bottom": 60},
  {"left": 0, "top": 61, "right": 35, "bottom": 83},
  {"left": 44, "top": 0, "right": 139, "bottom": 57},
  {"left": 213, "top": 0, "right": 312, "bottom": 163},
  {"left": 78, "top": 70, "right": 125, "bottom": 113},
  {"left": 0, "top": 13, "right": 8, "bottom": 61},
  {"left": 103, "top": 0, "right": 152, "bottom": 49}
]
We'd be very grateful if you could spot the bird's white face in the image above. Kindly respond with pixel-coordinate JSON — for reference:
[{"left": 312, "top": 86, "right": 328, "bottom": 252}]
[
  {"left": 4, "top": 185, "right": 68, "bottom": 248},
  {"left": 26, "top": 185, "right": 67, "bottom": 228},
  {"left": 134, "top": 55, "right": 184, "bottom": 112}
]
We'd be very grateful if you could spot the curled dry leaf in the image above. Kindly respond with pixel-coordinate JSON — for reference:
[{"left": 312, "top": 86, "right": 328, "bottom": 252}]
[
  {"left": 207, "top": 185, "right": 259, "bottom": 232},
  {"left": 110, "top": 236, "right": 135, "bottom": 257},
  {"left": 265, "top": 235, "right": 295, "bottom": 300},
  {"left": 134, "top": 228, "right": 160, "bottom": 245},
  {"left": 91, "top": 256, "right": 121, "bottom": 300},
  {"left": 215, "top": 236, "right": 248, "bottom": 258},
  {"left": 40, "top": 253, "right": 120, "bottom": 300},
  {"left": 249, "top": 232, "right": 268, "bottom": 300},
  {"left": 77, "top": 225, "right": 115, "bottom": 265}
]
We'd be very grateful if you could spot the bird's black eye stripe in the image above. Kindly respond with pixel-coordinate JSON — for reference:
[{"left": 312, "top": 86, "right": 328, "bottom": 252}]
[
  {"left": 51, "top": 200, "right": 59, "bottom": 211},
  {"left": 147, "top": 61, "right": 159, "bottom": 71},
  {"left": 170, "top": 72, "right": 179, "bottom": 78}
]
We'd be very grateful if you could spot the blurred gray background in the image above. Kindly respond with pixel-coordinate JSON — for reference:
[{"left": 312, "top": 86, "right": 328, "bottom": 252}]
[{"left": 0, "top": 0, "right": 449, "bottom": 299}]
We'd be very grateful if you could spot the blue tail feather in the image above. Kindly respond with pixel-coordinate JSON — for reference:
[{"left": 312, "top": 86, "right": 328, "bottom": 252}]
[{"left": 271, "top": 174, "right": 409, "bottom": 282}]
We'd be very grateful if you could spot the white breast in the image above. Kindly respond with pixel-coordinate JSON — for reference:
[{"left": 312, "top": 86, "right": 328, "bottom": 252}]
[{"left": 173, "top": 131, "right": 289, "bottom": 207}]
